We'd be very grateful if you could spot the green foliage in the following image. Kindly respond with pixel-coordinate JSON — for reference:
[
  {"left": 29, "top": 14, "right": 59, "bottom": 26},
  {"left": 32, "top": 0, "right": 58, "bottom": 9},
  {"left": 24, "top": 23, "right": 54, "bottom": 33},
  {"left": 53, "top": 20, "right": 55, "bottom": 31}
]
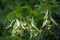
[
  {"left": 0, "top": 0, "right": 60, "bottom": 40},
  {"left": 0, "top": 36, "right": 23, "bottom": 40}
]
